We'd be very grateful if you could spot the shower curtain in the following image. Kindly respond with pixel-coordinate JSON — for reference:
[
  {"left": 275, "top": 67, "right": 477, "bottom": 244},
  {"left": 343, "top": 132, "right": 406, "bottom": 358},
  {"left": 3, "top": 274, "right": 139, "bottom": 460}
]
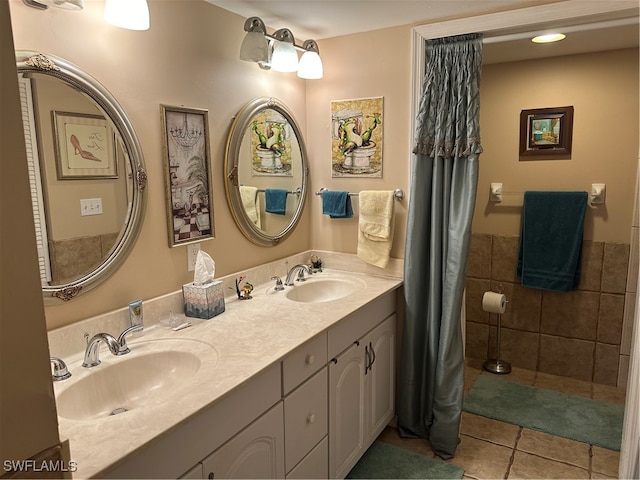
[{"left": 397, "top": 33, "right": 482, "bottom": 459}]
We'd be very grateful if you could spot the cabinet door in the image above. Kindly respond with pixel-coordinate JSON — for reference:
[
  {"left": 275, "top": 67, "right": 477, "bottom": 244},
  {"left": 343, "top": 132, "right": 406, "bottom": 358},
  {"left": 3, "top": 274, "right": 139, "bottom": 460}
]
[
  {"left": 329, "top": 342, "right": 366, "bottom": 479},
  {"left": 202, "top": 403, "right": 285, "bottom": 479},
  {"left": 365, "top": 314, "right": 396, "bottom": 443}
]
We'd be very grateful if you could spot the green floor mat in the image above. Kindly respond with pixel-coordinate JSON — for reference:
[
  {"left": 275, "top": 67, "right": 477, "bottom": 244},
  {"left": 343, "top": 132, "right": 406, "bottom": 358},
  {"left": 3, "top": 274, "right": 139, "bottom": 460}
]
[
  {"left": 464, "top": 375, "right": 624, "bottom": 450},
  {"left": 347, "top": 441, "right": 464, "bottom": 479}
]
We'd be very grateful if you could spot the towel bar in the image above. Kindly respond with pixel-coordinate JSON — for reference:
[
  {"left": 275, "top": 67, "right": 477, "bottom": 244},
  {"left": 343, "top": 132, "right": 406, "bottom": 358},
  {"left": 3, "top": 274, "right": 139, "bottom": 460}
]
[
  {"left": 241, "top": 186, "right": 301, "bottom": 196},
  {"left": 315, "top": 187, "right": 405, "bottom": 201},
  {"left": 489, "top": 182, "right": 604, "bottom": 206}
]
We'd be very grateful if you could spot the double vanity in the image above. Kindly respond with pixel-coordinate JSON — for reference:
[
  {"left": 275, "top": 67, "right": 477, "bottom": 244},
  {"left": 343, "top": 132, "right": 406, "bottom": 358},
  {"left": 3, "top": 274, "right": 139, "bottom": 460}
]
[
  {"left": 49, "top": 257, "right": 402, "bottom": 479},
  {"left": 18, "top": 50, "right": 403, "bottom": 479}
]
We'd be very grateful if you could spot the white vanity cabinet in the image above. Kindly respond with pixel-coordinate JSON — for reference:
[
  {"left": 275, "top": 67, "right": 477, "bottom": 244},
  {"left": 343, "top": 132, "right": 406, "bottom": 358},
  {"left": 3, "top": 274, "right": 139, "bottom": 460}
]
[
  {"left": 328, "top": 292, "right": 397, "bottom": 479},
  {"left": 282, "top": 333, "right": 329, "bottom": 478},
  {"left": 185, "top": 334, "right": 330, "bottom": 480},
  {"left": 201, "top": 403, "right": 285, "bottom": 479},
  {"left": 103, "top": 286, "right": 399, "bottom": 480}
]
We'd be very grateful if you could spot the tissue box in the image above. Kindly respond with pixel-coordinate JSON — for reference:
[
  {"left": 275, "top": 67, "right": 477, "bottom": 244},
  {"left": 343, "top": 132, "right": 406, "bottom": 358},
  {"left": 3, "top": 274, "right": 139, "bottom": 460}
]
[{"left": 182, "top": 280, "right": 225, "bottom": 319}]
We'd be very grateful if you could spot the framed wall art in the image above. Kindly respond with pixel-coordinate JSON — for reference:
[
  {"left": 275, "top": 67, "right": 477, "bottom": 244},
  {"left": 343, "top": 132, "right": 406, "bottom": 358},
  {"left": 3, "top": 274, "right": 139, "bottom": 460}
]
[
  {"left": 52, "top": 111, "right": 117, "bottom": 179},
  {"left": 519, "top": 106, "right": 574, "bottom": 157},
  {"left": 330, "top": 96, "right": 383, "bottom": 177},
  {"left": 161, "top": 105, "right": 214, "bottom": 247}
]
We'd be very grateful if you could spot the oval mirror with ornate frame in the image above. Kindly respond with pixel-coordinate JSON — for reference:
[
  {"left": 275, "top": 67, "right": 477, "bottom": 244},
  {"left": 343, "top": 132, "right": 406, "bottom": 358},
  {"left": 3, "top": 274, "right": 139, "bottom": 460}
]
[
  {"left": 16, "top": 51, "right": 147, "bottom": 303},
  {"left": 224, "top": 97, "right": 308, "bottom": 246}
]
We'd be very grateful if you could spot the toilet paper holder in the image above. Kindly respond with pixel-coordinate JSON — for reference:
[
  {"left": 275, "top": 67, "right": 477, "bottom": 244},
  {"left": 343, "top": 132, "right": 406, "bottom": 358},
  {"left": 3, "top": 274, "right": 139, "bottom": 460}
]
[{"left": 482, "top": 285, "right": 511, "bottom": 375}]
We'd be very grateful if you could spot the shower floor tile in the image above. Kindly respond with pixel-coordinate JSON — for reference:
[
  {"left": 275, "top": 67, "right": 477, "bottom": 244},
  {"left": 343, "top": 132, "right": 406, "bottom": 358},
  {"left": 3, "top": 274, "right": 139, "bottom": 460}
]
[{"left": 377, "top": 366, "right": 622, "bottom": 479}]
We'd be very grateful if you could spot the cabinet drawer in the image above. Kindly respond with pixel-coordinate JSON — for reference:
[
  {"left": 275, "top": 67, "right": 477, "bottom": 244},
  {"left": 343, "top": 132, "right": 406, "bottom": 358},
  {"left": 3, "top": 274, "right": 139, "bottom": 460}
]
[
  {"left": 284, "top": 368, "right": 328, "bottom": 473},
  {"left": 286, "top": 437, "right": 328, "bottom": 479},
  {"left": 178, "top": 463, "right": 203, "bottom": 479},
  {"left": 282, "top": 333, "right": 327, "bottom": 395},
  {"left": 328, "top": 291, "right": 396, "bottom": 359}
]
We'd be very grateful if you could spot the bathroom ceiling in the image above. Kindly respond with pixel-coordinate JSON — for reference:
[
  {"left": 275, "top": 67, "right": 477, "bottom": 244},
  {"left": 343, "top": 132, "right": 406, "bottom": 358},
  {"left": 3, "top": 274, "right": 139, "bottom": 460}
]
[
  {"left": 206, "top": 0, "right": 539, "bottom": 40},
  {"left": 206, "top": 0, "right": 639, "bottom": 63}
]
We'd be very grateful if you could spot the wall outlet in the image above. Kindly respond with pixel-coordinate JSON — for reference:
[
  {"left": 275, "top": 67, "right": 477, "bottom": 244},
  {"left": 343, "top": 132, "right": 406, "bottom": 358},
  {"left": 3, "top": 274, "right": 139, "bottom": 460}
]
[{"left": 187, "top": 244, "right": 201, "bottom": 272}]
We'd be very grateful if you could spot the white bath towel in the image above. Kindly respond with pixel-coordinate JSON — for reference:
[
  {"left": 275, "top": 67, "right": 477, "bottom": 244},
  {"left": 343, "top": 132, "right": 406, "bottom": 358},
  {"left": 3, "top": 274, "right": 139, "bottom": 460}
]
[
  {"left": 357, "top": 190, "right": 395, "bottom": 268},
  {"left": 239, "top": 185, "right": 261, "bottom": 228}
]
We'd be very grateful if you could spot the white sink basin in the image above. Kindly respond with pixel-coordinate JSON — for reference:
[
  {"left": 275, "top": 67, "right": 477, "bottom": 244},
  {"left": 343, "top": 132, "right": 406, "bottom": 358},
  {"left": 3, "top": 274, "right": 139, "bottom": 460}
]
[
  {"left": 55, "top": 338, "right": 216, "bottom": 421},
  {"left": 284, "top": 277, "right": 366, "bottom": 303}
]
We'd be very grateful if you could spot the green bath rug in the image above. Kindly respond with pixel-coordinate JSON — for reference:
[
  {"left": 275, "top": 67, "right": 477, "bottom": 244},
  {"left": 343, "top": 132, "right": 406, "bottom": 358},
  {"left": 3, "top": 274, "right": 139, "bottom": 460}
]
[
  {"left": 464, "top": 375, "right": 624, "bottom": 451},
  {"left": 347, "top": 441, "right": 464, "bottom": 479}
]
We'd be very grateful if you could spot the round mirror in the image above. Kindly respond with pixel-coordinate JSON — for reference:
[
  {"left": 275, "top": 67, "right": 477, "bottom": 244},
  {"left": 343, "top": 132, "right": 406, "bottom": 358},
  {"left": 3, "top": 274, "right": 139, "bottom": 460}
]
[
  {"left": 16, "top": 51, "right": 147, "bottom": 303},
  {"left": 224, "top": 97, "right": 308, "bottom": 246}
]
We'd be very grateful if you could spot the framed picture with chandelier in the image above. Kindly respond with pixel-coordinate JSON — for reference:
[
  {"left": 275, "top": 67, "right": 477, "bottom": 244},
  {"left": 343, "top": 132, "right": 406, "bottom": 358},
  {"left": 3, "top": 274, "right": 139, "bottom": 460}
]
[{"left": 161, "top": 104, "right": 214, "bottom": 247}]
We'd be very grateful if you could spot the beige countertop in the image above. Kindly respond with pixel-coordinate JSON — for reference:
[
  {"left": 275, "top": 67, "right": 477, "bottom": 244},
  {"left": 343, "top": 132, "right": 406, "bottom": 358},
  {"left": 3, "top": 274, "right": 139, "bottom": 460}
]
[{"left": 53, "top": 268, "right": 402, "bottom": 479}]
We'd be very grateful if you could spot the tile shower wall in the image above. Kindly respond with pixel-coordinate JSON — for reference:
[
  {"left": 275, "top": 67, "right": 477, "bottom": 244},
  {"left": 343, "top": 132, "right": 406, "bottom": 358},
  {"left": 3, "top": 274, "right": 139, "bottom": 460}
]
[{"left": 465, "top": 233, "right": 632, "bottom": 387}]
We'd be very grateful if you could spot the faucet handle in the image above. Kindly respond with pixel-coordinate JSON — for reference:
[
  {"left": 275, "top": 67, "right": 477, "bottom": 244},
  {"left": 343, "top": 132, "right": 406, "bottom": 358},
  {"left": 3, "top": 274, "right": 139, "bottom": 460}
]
[
  {"left": 296, "top": 266, "right": 313, "bottom": 282},
  {"left": 116, "top": 325, "right": 142, "bottom": 355},
  {"left": 271, "top": 276, "right": 285, "bottom": 291},
  {"left": 50, "top": 357, "right": 71, "bottom": 381}
]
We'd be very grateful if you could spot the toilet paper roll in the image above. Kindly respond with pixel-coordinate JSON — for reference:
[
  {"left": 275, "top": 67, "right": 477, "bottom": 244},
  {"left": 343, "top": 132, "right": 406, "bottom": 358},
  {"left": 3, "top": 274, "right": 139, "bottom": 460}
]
[{"left": 482, "top": 291, "right": 507, "bottom": 314}]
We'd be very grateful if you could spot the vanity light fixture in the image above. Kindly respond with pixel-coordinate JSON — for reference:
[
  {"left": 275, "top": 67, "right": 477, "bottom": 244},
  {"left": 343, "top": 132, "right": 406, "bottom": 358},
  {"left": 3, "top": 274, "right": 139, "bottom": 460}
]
[
  {"left": 270, "top": 28, "right": 299, "bottom": 73},
  {"left": 239, "top": 17, "right": 270, "bottom": 64},
  {"left": 22, "top": 0, "right": 83, "bottom": 10},
  {"left": 104, "top": 0, "right": 150, "bottom": 31},
  {"left": 298, "top": 40, "right": 323, "bottom": 79},
  {"left": 240, "top": 16, "right": 323, "bottom": 79},
  {"left": 531, "top": 33, "right": 566, "bottom": 43}
]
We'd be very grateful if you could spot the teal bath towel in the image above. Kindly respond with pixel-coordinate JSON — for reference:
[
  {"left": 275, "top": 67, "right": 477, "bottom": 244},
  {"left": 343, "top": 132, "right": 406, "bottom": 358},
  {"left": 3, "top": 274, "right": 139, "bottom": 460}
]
[
  {"left": 322, "top": 191, "right": 353, "bottom": 218},
  {"left": 265, "top": 188, "right": 287, "bottom": 215},
  {"left": 516, "top": 191, "right": 588, "bottom": 291}
]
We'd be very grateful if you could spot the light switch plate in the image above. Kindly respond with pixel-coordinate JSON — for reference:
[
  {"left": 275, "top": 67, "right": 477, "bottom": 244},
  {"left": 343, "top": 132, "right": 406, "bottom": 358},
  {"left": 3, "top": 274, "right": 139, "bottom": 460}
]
[{"left": 80, "top": 198, "right": 103, "bottom": 216}]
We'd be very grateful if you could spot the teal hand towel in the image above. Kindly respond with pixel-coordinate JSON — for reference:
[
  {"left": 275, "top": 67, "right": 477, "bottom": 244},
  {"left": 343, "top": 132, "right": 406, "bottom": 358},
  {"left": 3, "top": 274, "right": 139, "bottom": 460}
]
[
  {"left": 265, "top": 188, "right": 287, "bottom": 215},
  {"left": 516, "top": 191, "right": 588, "bottom": 292},
  {"left": 322, "top": 191, "right": 353, "bottom": 218}
]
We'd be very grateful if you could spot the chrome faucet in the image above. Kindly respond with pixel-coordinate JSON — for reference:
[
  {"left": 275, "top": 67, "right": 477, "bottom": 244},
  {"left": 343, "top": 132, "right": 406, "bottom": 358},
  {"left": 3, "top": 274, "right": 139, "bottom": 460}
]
[
  {"left": 83, "top": 333, "right": 120, "bottom": 368},
  {"left": 50, "top": 357, "right": 71, "bottom": 381},
  {"left": 284, "top": 264, "right": 313, "bottom": 286}
]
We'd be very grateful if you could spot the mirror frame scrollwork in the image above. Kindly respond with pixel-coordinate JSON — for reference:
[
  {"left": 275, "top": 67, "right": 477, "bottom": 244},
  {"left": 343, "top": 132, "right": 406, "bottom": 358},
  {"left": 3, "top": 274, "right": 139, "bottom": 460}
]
[
  {"left": 224, "top": 97, "right": 308, "bottom": 247},
  {"left": 16, "top": 51, "right": 148, "bottom": 303}
]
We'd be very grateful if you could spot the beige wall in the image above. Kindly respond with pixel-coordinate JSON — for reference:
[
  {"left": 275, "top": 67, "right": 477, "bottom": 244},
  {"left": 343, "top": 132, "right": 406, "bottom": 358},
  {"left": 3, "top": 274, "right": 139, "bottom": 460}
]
[
  {"left": 33, "top": 75, "right": 127, "bottom": 240},
  {"left": 1, "top": 0, "right": 60, "bottom": 465},
  {"left": 9, "top": 0, "right": 311, "bottom": 329},
  {"left": 307, "top": 26, "right": 412, "bottom": 258},
  {"left": 477, "top": 48, "right": 639, "bottom": 242},
  {"left": 9, "top": 0, "right": 639, "bottom": 333}
]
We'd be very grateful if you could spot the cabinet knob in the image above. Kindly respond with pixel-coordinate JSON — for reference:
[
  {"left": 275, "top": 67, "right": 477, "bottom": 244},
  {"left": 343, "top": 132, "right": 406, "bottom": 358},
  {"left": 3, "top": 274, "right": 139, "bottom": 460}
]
[
  {"left": 208, "top": 473, "right": 214, "bottom": 479},
  {"left": 305, "top": 354, "right": 315, "bottom": 365},
  {"left": 307, "top": 413, "right": 316, "bottom": 424}
]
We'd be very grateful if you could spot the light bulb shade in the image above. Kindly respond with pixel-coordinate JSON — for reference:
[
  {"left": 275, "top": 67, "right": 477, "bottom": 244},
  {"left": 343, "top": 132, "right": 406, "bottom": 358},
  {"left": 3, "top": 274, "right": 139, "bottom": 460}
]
[
  {"left": 271, "top": 41, "right": 298, "bottom": 72},
  {"left": 240, "top": 31, "right": 269, "bottom": 63},
  {"left": 37, "top": 0, "right": 83, "bottom": 9},
  {"left": 297, "top": 50, "right": 323, "bottom": 79},
  {"left": 104, "top": 0, "right": 149, "bottom": 31}
]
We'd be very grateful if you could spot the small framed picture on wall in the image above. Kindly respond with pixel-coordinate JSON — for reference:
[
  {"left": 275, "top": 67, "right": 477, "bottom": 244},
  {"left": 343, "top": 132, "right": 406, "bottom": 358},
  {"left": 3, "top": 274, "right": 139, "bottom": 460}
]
[{"left": 519, "top": 105, "right": 574, "bottom": 157}]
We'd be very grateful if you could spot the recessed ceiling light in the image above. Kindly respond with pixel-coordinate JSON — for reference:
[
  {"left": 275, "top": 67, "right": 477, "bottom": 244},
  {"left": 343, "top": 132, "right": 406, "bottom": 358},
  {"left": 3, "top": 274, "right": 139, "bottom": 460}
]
[{"left": 532, "top": 33, "right": 566, "bottom": 44}]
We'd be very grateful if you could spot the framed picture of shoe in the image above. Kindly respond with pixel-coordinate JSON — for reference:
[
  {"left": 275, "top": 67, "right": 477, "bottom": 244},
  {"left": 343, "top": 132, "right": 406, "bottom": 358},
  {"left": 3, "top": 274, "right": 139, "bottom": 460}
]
[{"left": 52, "top": 111, "right": 117, "bottom": 179}]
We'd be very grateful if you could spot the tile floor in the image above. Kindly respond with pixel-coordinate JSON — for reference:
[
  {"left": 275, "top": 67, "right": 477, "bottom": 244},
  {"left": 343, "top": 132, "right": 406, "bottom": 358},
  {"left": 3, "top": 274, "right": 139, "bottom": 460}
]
[{"left": 377, "top": 360, "right": 627, "bottom": 479}]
